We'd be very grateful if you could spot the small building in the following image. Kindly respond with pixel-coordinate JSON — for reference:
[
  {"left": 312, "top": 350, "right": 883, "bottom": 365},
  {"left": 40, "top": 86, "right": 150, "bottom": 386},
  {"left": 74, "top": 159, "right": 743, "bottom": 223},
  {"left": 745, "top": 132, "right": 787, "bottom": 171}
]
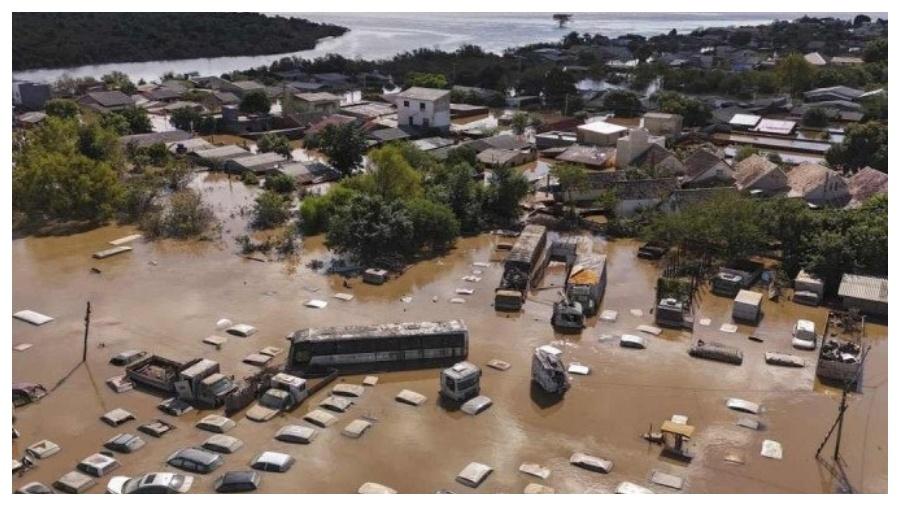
[
  {"left": 395, "top": 87, "right": 451, "bottom": 132},
  {"left": 612, "top": 178, "right": 680, "bottom": 217},
  {"left": 733, "top": 154, "right": 788, "bottom": 196},
  {"left": 642, "top": 112, "right": 683, "bottom": 136},
  {"left": 15, "top": 111, "right": 47, "bottom": 128},
  {"left": 224, "top": 152, "right": 287, "bottom": 175},
  {"left": 193, "top": 145, "right": 253, "bottom": 168},
  {"left": 411, "top": 137, "right": 454, "bottom": 153},
  {"left": 576, "top": 121, "right": 628, "bottom": 147},
  {"left": 728, "top": 113, "right": 761, "bottom": 130},
  {"left": 837, "top": 274, "right": 887, "bottom": 316},
  {"left": 804, "top": 86, "right": 865, "bottom": 103},
  {"left": 804, "top": 52, "right": 828, "bottom": 66},
  {"left": 555, "top": 144, "right": 616, "bottom": 170},
  {"left": 220, "top": 80, "right": 266, "bottom": 97},
  {"left": 169, "top": 137, "right": 214, "bottom": 155},
  {"left": 13, "top": 80, "right": 51, "bottom": 110},
  {"left": 794, "top": 270, "right": 825, "bottom": 305},
  {"left": 340, "top": 102, "right": 396, "bottom": 121},
  {"left": 118, "top": 130, "right": 192, "bottom": 149},
  {"left": 450, "top": 103, "right": 490, "bottom": 118},
  {"left": 846, "top": 167, "right": 887, "bottom": 208},
  {"left": 142, "top": 86, "right": 183, "bottom": 102},
  {"left": 753, "top": 118, "right": 797, "bottom": 136},
  {"left": 830, "top": 56, "right": 864, "bottom": 66},
  {"left": 304, "top": 114, "right": 358, "bottom": 137},
  {"left": 78, "top": 90, "right": 134, "bottom": 112},
  {"left": 630, "top": 143, "right": 684, "bottom": 177},
  {"left": 368, "top": 127, "right": 411, "bottom": 145},
  {"left": 615, "top": 128, "right": 666, "bottom": 169},
  {"left": 681, "top": 149, "right": 734, "bottom": 188},
  {"left": 535, "top": 131, "right": 577, "bottom": 150},
  {"left": 220, "top": 106, "right": 272, "bottom": 134},
  {"left": 786, "top": 163, "right": 850, "bottom": 207},
  {"left": 279, "top": 161, "right": 341, "bottom": 185},
  {"left": 476, "top": 148, "right": 536, "bottom": 168},
  {"left": 211, "top": 91, "right": 240, "bottom": 107},
  {"left": 291, "top": 92, "right": 342, "bottom": 114}
]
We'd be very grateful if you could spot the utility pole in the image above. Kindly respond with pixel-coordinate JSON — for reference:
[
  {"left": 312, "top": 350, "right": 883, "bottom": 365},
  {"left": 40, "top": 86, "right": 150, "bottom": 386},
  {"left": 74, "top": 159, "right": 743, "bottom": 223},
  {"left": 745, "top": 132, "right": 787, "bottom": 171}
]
[{"left": 82, "top": 301, "right": 92, "bottom": 363}]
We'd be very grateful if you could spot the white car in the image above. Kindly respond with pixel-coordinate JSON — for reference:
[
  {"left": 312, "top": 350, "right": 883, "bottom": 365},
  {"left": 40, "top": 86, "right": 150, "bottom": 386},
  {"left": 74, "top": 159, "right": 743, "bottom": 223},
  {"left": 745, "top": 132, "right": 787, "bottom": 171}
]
[
  {"left": 250, "top": 451, "right": 295, "bottom": 473},
  {"left": 107, "top": 472, "right": 194, "bottom": 494},
  {"left": 792, "top": 319, "right": 817, "bottom": 350}
]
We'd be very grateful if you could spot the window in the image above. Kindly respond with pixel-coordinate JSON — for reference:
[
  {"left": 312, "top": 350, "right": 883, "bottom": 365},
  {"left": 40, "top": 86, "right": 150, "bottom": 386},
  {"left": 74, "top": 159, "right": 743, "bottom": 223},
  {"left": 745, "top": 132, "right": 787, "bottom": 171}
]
[
  {"left": 403, "top": 100, "right": 409, "bottom": 107},
  {"left": 423, "top": 118, "right": 430, "bottom": 127},
  {"left": 419, "top": 102, "right": 426, "bottom": 111}
]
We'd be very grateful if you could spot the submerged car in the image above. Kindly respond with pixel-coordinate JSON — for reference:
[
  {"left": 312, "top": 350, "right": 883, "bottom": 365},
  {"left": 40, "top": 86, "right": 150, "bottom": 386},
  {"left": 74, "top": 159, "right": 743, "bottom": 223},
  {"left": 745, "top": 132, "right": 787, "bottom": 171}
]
[
  {"left": 76, "top": 453, "right": 121, "bottom": 477},
  {"left": 250, "top": 451, "right": 295, "bottom": 473},
  {"left": 16, "top": 482, "right": 54, "bottom": 494},
  {"left": 13, "top": 382, "right": 48, "bottom": 407},
  {"left": 109, "top": 350, "right": 147, "bottom": 366},
  {"left": 107, "top": 472, "right": 194, "bottom": 494},
  {"left": 195, "top": 414, "right": 236, "bottom": 433},
  {"left": 104, "top": 433, "right": 146, "bottom": 454},
  {"left": 167, "top": 448, "right": 224, "bottom": 474},
  {"left": 214, "top": 470, "right": 261, "bottom": 493},
  {"left": 202, "top": 435, "right": 244, "bottom": 454}
]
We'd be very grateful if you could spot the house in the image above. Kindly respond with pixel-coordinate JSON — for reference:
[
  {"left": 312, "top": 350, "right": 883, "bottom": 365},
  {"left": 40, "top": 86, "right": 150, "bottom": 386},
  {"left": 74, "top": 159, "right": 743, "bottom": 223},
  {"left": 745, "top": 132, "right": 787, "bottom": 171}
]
[
  {"left": 219, "top": 106, "right": 272, "bottom": 134},
  {"left": 304, "top": 114, "right": 358, "bottom": 137},
  {"left": 15, "top": 111, "right": 47, "bottom": 128},
  {"left": 830, "top": 56, "right": 864, "bottom": 66},
  {"left": 467, "top": 134, "right": 531, "bottom": 153},
  {"left": 753, "top": 119, "right": 796, "bottom": 136},
  {"left": 78, "top": 91, "right": 134, "bottom": 112},
  {"left": 312, "top": 73, "right": 352, "bottom": 88},
  {"left": 615, "top": 128, "right": 666, "bottom": 169},
  {"left": 681, "top": 149, "right": 734, "bottom": 188},
  {"left": 192, "top": 145, "right": 253, "bottom": 168},
  {"left": 368, "top": 127, "right": 411, "bottom": 145},
  {"left": 220, "top": 80, "right": 266, "bottom": 97},
  {"left": 786, "top": 163, "right": 850, "bottom": 207},
  {"left": 555, "top": 144, "right": 616, "bottom": 170},
  {"left": 395, "top": 87, "right": 451, "bottom": 132},
  {"left": 142, "top": 86, "right": 182, "bottom": 102},
  {"left": 611, "top": 178, "right": 680, "bottom": 217},
  {"left": 340, "top": 102, "right": 396, "bottom": 121},
  {"left": 661, "top": 186, "right": 738, "bottom": 213},
  {"left": 13, "top": 80, "right": 51, "bottom": 110},
  {"left": 535, "top": 131, "right": 577, "bottom": 150},
  {"left": 728, "top": 113, "right": 762, "bottom": 130},
  {"left": 576, "top": 121, "right": 628, "bottom": 146},
  {"left": 837, "top": 274, "right": 887, "bottom": 316},
  {"left": 286, "top": 81, "right": 327, "bottom": 92},
  {"left": 630, "top": 143, "right": 684, "bottom": 177},
  {"left": 411, "top": 137, "right": 454, "bottom": 152},
  {"left": 291, "top": 92, "right": 342, "bottom": 114},
  {"left": 804, "top": 52, "right": 828, "bottom": 66},
  {"left": 224, "top": 152, "right": 287, "bottom": 175},
  {"left": 804, "top": 86, "right": 865, "bottom": 103},
  {"left": 846, "top": 167, "right": 887, "bottom": 208},
  {"left": 476, "top": 147, "right": 536, "bottom": 168},
  {"left": 641, "top": 112, "right": 683, "bottom": 136},
  {"left": 118, "top": 130, "right": 192, "bottom": 149},
  {"left": 733, "top": 154, "right": 788, "bottom": 196},
  {"left": 211, "top": 91, "right": 240, "bottom": 107},
  {"left": 278, "top": 161, "right": 340, "bottom": 185},
  {"left": 168, "top": 137, "right": 213, "bottom": 155}
]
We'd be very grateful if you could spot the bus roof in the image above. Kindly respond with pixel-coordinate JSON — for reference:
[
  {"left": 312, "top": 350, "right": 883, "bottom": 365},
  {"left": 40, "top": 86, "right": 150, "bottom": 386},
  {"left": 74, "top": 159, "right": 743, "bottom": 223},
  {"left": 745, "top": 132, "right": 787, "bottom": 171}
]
[{"left": 289, "top": 320, "right": 467, "bottom": 343}]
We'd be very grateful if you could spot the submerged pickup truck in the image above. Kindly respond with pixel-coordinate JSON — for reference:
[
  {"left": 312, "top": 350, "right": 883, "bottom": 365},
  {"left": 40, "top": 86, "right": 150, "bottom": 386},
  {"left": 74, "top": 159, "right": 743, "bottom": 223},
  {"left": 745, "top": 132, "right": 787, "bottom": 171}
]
[{"left": 126, "top": 356, "right": 236, "bottom": 409}]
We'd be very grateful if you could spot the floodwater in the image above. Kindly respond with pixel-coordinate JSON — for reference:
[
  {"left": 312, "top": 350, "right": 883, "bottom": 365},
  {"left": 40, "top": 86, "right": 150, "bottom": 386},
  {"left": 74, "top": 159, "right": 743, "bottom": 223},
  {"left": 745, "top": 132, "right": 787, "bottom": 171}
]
[
  {"left": 11, "top": 12, "right": 855, "bottom": 84},
  {"left": 11, "top": 183, "right": 888, "bottom": 493}
]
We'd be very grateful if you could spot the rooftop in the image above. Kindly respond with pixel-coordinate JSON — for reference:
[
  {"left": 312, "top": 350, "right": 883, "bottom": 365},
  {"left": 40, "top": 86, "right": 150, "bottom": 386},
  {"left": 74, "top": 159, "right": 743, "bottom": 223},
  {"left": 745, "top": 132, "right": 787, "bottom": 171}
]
[
  {"left": 295, "top": 92, "right": 342, "bottom": 102},
  {"left": 290, "top": 320, "right": 467, "bottom": 343},
  {"left": 838, "top": 274, "right": 887, "bottom": 304},
  {"left": 396, "top": 87, "right": 450, "bottom": 101},
  {"left": 577, "top": 121, "right": 628, "bottom": 135}
]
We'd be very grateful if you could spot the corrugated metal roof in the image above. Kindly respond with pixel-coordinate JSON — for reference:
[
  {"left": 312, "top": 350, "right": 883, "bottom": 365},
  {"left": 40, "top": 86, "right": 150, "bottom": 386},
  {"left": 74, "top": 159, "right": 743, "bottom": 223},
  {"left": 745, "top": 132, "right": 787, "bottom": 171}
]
[{"left": 838, "top": 274, "right": 888, "bottom": 303}]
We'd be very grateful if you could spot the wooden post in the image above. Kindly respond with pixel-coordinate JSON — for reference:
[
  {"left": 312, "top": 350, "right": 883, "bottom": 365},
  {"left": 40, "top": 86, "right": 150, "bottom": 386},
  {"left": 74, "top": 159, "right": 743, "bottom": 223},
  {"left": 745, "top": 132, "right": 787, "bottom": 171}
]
[{"left": 82, "top": 301, "right": 92, "bottom": 363}]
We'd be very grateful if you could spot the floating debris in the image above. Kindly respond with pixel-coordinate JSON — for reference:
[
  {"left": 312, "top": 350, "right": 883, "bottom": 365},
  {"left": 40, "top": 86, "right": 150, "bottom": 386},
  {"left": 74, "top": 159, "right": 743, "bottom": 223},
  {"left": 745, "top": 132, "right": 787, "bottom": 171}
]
[
  {"left": 333, "top": 293, "right": 354, "bottom": 301},
  {"left": 462, "top": 275, "right": 482, "bottom": 283},
  {"left": 724, "top": 452, "right": 745, "bottom": 465},
  {"left": 519, "top": 462, "right": 551, "bottom": 480},
  {"left": 472, "top": 269, "right": 484, "bottom": 275},
  {"left": 203, "top": 335, "right": 228, "bottom": 347},
  {"left": 637, "top": 324, "right": 662, "bottom": 336},
  {"left": 303, "top": 409, "right": 337, "bottom": 428},
  {"left": 13, "top": 310, "right": 54, "bottom": 326},
  {"left": 736, "top": 417, "right": 761, "bottom": 430},
  {"left": 473, "top": 262, "right": 491, "bottom": 268},
  {"left": 620, "top": 334, "right": 646, "bottom": 349},
  {"left": 401, "top": 296, "right": 413, "bottom": 304},
  {"left": 450, "top": 297, "right": 466, "bottom": 304},
  {"left": 689, "top": 339, "right": 743, "bottom": 365},
  {"left": 93, "top": 246, "right": 132, "bottom": 259},
  {"left": 629, "top": 309, "right": 644, "bottom": 317},
  {"left": 600, "top": 309, "right": 618, "bottom": 322},
  {"left": 108, "top": 234, "right": 142, "bottom": 246},
  {"left": 761, "top": 439, "right": 783, "bottom": 460},
  {"left": 461, "top": 395, "right": 493, "bottom": 415},
  {"left": 106, "top": 375, "right": 133, "bottom": 393},
  {"left": 260, "top": 346, "right": 282, "bottom": 357},
  {"left": 649, "top": 470, "right": 684, "bottom": 490},
  {"left": 616, "top": 481, "right": 654, "bottom": 494},
  {"left": 215, "top": 318, "right": 233, "bottom": 330},
  {"left": 358, "top": 482, "right": 396, "bottom": 494},
  {"left": 765, "top": 351, "right": 805, "bottom": 368},
  {"left": 27, "top": 440, "right": 61, "bottom": 459},
  {"left": 395, "top": 389, "right": 427, "bottom": 406},
  {"left": 226, "top": 324, "right": 257, "bottom": 337},
  {"left": 243, "top": 353, "right": 272, "bottom": 366},
  {"left": 362, "top": 376, "right": 379, "bottom": 386},
  {"left": 486, "top": 359, "right": 511, "bottom": 371},
  {"left": 456, "top": 462, "right": 493, "bottom": 488},
  {"left": 13, "top": 343, "right": 33, "bottom": 352},
  {"left": 698, "top": 318, "right": 712, "bottom": 326},
  {"left": 670, "top": 414, "right": 689, "bottom": 424},
  {"left": 305, "top": 299, "right": 328, "bottom": 309},
  {"left": 524, "top": 483, "right": 555, "bottom": 493},
  {"left": 342, "top": 419, "right": 372, "bottom": 439},
  {"left": 570, "top": 452, "right": 613, "bottom": 473},
  {"left": 719, "top": 323, "right": 738, "bottom": 333},
  {"left": 749, "top": 335, "right": 765, "bottom": 343},
  {"left": 455, "top": 288, "right": 475, "bottom": 295},
  {"left": 726, "top": 398, "right": 760, "bottom": 414},
  {"left": 568, "top": 363, "right": 591, "bottom": 375}
]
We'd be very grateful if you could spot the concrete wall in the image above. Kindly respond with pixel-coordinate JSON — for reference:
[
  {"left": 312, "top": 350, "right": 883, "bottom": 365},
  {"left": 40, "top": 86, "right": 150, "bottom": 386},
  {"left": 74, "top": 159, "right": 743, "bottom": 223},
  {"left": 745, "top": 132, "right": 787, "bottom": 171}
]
[{"left": 398, "top": 96, "right": 450, "bottom": 130}]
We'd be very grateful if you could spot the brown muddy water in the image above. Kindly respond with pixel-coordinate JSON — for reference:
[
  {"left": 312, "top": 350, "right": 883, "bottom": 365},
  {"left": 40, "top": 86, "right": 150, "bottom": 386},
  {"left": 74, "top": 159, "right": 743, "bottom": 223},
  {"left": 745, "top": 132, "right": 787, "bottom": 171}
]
[{"left": 11, "top": 180, "right": 887, "bottom": 493}]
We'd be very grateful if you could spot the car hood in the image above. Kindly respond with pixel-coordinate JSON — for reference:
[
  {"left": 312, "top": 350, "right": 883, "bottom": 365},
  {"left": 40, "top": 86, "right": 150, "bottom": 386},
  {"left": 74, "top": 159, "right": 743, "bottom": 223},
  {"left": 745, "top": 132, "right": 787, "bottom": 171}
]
[{"left": 106, "top": 476, "right": 130, "bottom": 494}]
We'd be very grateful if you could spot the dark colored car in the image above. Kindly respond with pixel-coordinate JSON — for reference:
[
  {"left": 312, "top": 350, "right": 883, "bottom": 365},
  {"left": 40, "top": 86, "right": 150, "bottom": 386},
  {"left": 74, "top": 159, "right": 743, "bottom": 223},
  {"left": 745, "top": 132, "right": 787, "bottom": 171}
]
[{"left": 214, "top": 470, "right": 261, "bottom": 493}]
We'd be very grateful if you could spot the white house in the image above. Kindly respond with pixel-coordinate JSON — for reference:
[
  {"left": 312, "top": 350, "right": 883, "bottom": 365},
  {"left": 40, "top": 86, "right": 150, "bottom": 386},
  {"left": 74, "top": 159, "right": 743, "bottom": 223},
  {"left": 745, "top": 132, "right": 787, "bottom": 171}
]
[{"left": 395, "top": 87, "right": 451, "bottom": 132}]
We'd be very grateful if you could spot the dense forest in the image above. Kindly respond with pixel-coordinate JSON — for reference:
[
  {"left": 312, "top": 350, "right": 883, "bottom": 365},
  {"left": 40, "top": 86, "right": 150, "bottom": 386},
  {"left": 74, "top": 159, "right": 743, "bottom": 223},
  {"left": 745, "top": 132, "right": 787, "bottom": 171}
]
[{"left": 12, "top": 12, "right": 348, "bottom": 70}]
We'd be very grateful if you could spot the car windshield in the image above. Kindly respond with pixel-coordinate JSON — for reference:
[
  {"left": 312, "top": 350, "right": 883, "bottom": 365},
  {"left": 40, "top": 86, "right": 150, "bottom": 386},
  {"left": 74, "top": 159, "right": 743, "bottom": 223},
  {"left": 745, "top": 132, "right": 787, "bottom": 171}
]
[{"left": 260, "top": 391, "right": 285, "bottom": 409}]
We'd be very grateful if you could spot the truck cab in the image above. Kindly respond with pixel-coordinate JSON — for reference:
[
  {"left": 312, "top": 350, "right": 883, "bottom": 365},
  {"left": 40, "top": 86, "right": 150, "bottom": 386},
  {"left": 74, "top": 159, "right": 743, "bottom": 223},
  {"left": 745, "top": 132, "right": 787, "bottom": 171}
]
[
  {"left": 551, "top": 299, "right": 585, "bottom": 333},
  {"left": 494, "top": 289, "right": 525, "bottom": 311},
  {"left": 264, "top": 373, "right": 309, "bottom": 410},
  {"left": 531, "top": 346, "right": 570, "bottom": 395},
  {"left": 440, "top": 361, "right": 481, "bottom": 402},
  {"left": 174, "top": 359, "right": 236, "bottom": 408}
]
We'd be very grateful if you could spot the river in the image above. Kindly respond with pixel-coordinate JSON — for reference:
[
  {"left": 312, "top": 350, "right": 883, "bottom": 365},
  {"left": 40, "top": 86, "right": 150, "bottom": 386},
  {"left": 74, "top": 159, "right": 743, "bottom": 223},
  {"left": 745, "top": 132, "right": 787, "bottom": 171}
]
[{"left": 11, "top": 12, "right": 871, "bottom": 84}]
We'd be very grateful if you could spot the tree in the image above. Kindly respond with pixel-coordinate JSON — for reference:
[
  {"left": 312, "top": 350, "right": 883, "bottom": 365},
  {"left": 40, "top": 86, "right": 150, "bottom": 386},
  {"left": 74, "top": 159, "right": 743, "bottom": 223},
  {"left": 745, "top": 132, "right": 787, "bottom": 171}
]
[
  {"left": 118, "top": 107, "right": 153, "bottom": 134},
  {"left": 406, "top": 198, "right": 460, "bottom": 253},
  {"left": 802, "top": 107, "right": 830, "bottom": 128},
  {"left": 551, "top": 163, "right": 588, "bottom": 212},
  {"left": 265, "top": 173, "right": 296, "bottom": 194},
  {"left": 482, "top": 165, "right": 529, "bottom": 225},
  {"left": 427, "top": 162, "right": 482, "bottom": 234},
  {"left": 141, "top": 189, "right": 215, "bottom": 239},
  {"left": 101, "top": 71, "right": 136, "bottom": 94},
  {"left": 368, "top": 145, "right": 422, "bottom": 201},
  {"left": 853, "top": 14, "right": 872, "bottom": 27},
  {"left": 318, "top": 122, "right": 367, "bottom": 177},
  {"left": 239, "top": 90, "right": 271, "bottom": 115},
  {"left": 603, "top": 90, "right": 642, "bottom": 116},
  {"left": 656, "top": 91, "right": 711, "bottom": 127},
  {"left": 44, "top": 98, "right": 80, "bottom": 119},
  {"left": 405, "top": 72, "right": 448, "bottom": 89},
  {"left": 252, "top": 191, "right": 290, "bottom": 229},
  {"left": 776, "top": 53, "right": 816, "bottom": 95},
  {"left": 544, "top": 67, "right": 578, "bottom": 110},
  {"left": 169, "top": 106, "right": 202, "bottom": 132},
  {"left": 325, "top": 193, "right": 414, "bottom": 265},
  {"left": 257, "top": 133, "right": 292, "bottom": 159},
  {"left": 299, "top": 185, "right": 357, "bottom": 235},
  {"left": 825, "top": 121, "right": 887, "bottom": 172},
  {"left": 863, "top": 38, "right": 887, "bottom": 63},
  {"left": 510, "top": 111, "right": 530, "bottom": 135}
]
